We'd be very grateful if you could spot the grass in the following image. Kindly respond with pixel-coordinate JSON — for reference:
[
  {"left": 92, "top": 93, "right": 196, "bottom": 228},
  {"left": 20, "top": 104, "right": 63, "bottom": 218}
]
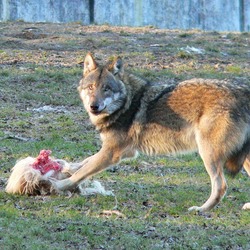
[{"left": 0, "top": 22, "right": 250, "bottom": 249}]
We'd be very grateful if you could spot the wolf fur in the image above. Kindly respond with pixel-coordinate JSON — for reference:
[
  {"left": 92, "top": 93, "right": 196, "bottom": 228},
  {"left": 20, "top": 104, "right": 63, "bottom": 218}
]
[{"left": 51, "top": 53, "right": 250, "bottom": 212}]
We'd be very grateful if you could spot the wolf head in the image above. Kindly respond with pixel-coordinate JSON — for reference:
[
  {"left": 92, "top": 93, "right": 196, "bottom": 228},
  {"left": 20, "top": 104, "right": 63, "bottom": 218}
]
[{"left": 78, "top": 53, "right": 127, "bottom": 125}]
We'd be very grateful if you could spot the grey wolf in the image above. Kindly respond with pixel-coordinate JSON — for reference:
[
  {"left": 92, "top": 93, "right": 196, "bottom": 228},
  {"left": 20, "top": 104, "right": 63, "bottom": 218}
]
[{"left": 51, "top": 53, "right": 250, "bottom": 212}]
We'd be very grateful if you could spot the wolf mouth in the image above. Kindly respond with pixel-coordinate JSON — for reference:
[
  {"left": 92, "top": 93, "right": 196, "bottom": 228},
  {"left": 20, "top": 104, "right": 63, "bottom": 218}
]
[{"left": 90, "top": 107, "right": 106, "bottom": 115}]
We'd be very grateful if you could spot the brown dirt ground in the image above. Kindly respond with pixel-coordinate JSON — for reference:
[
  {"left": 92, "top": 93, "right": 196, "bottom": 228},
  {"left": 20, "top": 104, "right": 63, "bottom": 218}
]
[{"left": 1, "top": 21, "right": 249, "bottom": 73}]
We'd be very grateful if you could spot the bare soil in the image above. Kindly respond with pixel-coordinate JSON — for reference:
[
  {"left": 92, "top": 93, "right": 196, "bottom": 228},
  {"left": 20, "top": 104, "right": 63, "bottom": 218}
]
[{"left": 1, "top": 22, "right": 249, "bottom": 72}]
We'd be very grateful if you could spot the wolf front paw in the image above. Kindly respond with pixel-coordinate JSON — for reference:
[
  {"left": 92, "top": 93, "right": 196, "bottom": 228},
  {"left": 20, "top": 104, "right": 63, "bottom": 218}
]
[{"left": 49, "top": 178, "right": 75, "bottom": 191}]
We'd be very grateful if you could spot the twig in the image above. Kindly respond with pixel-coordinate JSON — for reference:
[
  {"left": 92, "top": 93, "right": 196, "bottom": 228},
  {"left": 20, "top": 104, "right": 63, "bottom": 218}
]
[{"left": 0, "top": 135, "right": 32, "bottom": 142}]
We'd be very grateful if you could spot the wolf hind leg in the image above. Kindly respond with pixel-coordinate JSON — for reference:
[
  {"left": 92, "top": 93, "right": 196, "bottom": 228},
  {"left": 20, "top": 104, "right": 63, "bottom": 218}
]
[
  {"left": 188, "top": 161, "right": 227, "bottom": 212},
  {"left": 242, "top": 152, "right": 250, "bottom": 210},
  {"left": 189, "top": 137, "right": 228, "bottom": 212},
  {"left": 226, "top": 139, "right": 250, "bottom": 176},
  {"left": 243, "top": 153, "right": 250, "bottom": 176},
  {"left": 224, "top": 150, "right": 250, "bottom": 210}
]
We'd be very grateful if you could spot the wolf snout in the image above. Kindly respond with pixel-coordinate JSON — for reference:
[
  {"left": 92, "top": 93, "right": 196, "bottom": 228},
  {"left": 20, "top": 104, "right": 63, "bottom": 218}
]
[
  {"left": 89, "top": 102, "right": 106, "bottom": 114},
  {"left": 90, "top": 104, "right": 99, "bottom": 111}
]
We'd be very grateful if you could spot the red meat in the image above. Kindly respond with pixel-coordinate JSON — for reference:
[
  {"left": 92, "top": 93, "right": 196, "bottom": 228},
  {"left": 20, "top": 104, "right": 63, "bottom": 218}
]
[{"left": 32, "top": 150, "right": 62, "bottom": 175}]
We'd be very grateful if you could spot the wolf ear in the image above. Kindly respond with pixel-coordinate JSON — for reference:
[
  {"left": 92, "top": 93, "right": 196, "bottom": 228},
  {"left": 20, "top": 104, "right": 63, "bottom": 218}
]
[
  {"left": 84, "top": 53, "right": 97, "bottom": 76},
  {"left": 109, "top": 57, "right": 123, "bottom": 75}
]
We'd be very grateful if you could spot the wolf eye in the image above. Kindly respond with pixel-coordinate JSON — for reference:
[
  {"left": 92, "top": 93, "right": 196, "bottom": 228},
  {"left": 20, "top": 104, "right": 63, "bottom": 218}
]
[
  {"left": 104, "top": 86, "right": 111, "bottom": 92},
  {"left": 88, "top": 85, "right": 94, "bottom": 90}
]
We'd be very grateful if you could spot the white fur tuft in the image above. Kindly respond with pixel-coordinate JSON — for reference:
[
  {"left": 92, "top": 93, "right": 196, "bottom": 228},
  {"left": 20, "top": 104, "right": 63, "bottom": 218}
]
[
  {"left": 78, "top": 180, "right": 114, "bottom": 196},
  {"left": 5, "top": 157, "right": 41, "bottom": 194}
]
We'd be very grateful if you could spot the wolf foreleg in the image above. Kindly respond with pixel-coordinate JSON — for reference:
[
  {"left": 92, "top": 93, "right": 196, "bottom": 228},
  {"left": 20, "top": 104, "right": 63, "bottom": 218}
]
[{"left": 50, "top": 148, "right": 121, "bottom": 191}]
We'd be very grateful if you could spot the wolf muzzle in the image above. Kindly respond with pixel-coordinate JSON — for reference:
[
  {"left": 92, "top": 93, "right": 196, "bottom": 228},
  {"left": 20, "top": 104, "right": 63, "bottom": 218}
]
[{"left": 89, "top": 101, "right": 106, "bottom": 114}]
